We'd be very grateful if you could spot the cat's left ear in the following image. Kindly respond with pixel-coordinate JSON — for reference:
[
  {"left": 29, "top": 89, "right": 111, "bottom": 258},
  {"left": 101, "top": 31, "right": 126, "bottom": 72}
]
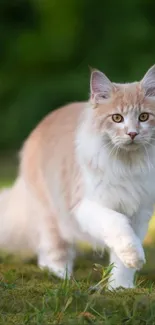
[
  {"left": 90, "top": 69, "right": 113, "bottom": 105},
  {"left": 141, "top": 65, "right": 155, "bottom": 97}
]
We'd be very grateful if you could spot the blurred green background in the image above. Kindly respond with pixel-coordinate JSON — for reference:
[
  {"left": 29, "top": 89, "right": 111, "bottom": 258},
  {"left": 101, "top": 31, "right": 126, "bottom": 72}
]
[
  {"left": 0, "top": 0, "right": 155, "bottom": 248},
  {"left": 1, "top": 0, "right": 155, "bottom": 150}
]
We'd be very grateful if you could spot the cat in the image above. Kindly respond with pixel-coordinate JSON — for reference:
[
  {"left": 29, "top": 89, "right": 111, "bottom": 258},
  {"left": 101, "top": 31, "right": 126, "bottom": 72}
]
[{"left": 0, "top": 65, "right": 155, "bottom": 289}]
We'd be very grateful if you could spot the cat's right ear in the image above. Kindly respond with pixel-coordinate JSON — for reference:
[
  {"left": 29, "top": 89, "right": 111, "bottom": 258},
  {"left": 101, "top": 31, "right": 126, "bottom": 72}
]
[
  {"left": 141, "top": 65, "right": 155, "bottom": 97},
  {"left": 90, "top": 69, "right": 113, "bottom": 105}
]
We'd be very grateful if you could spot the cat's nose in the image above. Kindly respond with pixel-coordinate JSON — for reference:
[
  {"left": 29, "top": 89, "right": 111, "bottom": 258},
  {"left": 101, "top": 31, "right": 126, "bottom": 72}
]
[{"left": 127, "top": 132, "right": 138, "bottom": 140}]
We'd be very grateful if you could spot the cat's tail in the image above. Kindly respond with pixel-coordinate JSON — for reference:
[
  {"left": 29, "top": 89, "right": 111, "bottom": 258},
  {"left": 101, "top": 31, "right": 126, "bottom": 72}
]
[{"left": 0, "top": 177, "right": 38, "bottom": 254}]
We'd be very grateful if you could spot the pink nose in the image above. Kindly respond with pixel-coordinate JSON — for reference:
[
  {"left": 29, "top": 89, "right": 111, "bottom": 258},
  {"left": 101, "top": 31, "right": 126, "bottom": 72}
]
[{"left": 128, "top": 132, "right": 138, "bottom": 140}]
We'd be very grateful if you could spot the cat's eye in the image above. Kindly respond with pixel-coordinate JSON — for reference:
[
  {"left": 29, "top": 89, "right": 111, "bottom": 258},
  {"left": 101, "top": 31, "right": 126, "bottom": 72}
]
[
  {"left": 139, "top": 112, "right": 149, "bottom": 122},
  {"left": 112, "top": 114, "right": 124, "bottom": 123}
]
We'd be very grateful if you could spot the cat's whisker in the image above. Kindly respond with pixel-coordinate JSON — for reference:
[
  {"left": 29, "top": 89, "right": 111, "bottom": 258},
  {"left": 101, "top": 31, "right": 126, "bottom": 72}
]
[
  {"left": 142, "top": 143, "right": 152, "bottom": 172},
  {"left": 112, "top": 146, "right": 120, "bottom": 172},
  {"left": 108, "top": 145, "right": 118, "bottom": 162},
  {"left": 143, "top": 140, "right": 155, "bottom": 149},
  {"left": 102, "top": 141, "right": 113, "bottom": 149}
]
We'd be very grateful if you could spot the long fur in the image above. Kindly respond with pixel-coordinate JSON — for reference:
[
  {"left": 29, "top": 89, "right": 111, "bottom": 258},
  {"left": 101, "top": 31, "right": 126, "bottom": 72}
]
[{"left": 1, "top": 66, "right": 155, "bottom": 288}]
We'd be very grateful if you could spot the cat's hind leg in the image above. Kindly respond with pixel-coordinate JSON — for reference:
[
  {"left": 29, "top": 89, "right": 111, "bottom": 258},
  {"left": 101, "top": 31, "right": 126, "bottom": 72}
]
[{"left": 37, "top": 216, "right": 75, "bottom": 279}]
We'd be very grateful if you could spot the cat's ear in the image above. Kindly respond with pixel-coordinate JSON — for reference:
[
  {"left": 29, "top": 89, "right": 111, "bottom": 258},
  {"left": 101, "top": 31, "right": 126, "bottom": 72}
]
[
  {"left": 90, "top": 69, "right": 113, "bottom": 104},
  {"left": 141, "top": 65, "right": 155, "bottom": 97}
]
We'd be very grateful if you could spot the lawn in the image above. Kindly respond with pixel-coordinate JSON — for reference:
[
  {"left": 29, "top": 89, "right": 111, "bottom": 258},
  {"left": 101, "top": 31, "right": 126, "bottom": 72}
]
[{"left": 0, "top": 153, "right": 155, "bottom": 324}]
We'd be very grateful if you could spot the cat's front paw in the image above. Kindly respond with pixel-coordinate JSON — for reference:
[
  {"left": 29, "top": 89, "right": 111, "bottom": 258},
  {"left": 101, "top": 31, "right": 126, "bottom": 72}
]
[{"left": 115, "top": 238, "right": 145, "bottom": 270}]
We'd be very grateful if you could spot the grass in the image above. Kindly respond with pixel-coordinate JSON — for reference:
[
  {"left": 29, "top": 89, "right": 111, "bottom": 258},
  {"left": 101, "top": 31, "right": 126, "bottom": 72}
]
[
  {"left": 1, "top": 153, "right": 155, "bottom": 324},
  {"left": 0, "top": 253, "right": 155, "bottom": 324}
]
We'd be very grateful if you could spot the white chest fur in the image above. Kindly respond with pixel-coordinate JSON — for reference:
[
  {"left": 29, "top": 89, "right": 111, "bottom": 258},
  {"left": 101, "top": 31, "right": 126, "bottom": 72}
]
[
  {"left": 76, "top": 120, "right": 155, "bottom": 218},
  {"left": 83, "top": 159, "right": 155, "bottom": 218}
]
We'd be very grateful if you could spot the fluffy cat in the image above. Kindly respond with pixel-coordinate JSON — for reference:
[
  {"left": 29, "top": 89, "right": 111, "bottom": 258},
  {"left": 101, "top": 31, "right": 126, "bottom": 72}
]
[{"left": 1, "top": 65, "right": 155, "bottom": 289}]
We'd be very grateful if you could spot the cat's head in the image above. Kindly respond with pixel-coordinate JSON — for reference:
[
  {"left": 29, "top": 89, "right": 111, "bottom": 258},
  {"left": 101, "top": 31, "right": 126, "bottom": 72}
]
[{"left": 90, "top": 65, "right": 155, "bottom": 151}]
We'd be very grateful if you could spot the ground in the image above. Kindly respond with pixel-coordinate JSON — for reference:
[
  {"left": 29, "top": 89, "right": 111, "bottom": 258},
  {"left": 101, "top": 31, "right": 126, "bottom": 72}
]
[
  {"left": 0, "top": 250, "right": 155, "bottom": 324},
  {"left": 0, "top": 154, "right": 155, "bottom": 324}
]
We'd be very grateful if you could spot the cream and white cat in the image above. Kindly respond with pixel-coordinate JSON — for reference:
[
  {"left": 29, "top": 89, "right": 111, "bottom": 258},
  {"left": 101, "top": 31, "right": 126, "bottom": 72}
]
[{"left": 1, "top": 65, "right": 155, "bottom": 289}]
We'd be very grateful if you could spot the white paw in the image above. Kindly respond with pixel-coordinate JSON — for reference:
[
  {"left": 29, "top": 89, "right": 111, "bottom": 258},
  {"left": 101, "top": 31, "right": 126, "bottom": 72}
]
[
  {"left": 107, "top": 268, "right": 135, "bottom": 290},
  {"left": 108, "top": 277, "right": 135, "bottom": 290},
  {"left": 115, "top": 239, "right": 145, "bottom": 270},
  {"left": 39, "top": 261, "right": 72, "bottom": 279}
]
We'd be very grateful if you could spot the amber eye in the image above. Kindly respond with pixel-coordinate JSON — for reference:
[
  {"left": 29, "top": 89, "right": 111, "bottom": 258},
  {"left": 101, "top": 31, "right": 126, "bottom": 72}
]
[
  {"left": 112, "top": 114, "right": 124, "bottom": 123},
  {"left": 139, "top": 113, "right": 149, "bottom": 122}
]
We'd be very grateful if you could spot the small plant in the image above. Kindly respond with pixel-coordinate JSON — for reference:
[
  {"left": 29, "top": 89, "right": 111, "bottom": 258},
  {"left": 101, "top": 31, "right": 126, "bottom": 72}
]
[{"left": 89, "top": 263, "right": 115, "bottom": 293}]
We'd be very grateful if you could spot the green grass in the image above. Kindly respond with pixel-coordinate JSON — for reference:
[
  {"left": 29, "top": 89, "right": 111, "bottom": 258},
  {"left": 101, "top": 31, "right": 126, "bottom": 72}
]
[
  {"left": 1, "top": 154, "right": 155, "bottom": 324},
  {"left": 0, "top": 252, "right": 155, "bottom": 324}
]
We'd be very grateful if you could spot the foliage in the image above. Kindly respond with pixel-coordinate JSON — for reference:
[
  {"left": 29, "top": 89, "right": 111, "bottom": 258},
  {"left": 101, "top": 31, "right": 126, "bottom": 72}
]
[{"left": 0, "top": 0, "right": 155, "bottom": 149}]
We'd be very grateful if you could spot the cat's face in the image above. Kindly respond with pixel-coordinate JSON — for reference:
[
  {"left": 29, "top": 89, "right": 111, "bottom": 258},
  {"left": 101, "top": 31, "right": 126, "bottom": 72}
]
[
  {"left": 96, "top": 89, "right": 155, "bottom": 151},
  {"left": 90, "top": 66, "right": 155, "bottom": 151}
]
